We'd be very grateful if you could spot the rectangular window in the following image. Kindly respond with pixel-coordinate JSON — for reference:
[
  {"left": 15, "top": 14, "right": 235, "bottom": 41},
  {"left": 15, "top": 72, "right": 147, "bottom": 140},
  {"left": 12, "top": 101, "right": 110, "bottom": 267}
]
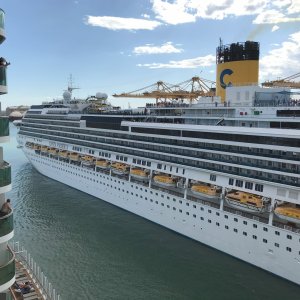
[
  {"left": 228, "top": 178, "right": 234, "bottom": 185},
  {"left": 210, "top": 174, "right": 216, "bottom": 182},
  {"left": 245, "top": 182, "right": 253, "bottom": 190},
  {"left": 255, "top": 184, "right": 264, "bottom": 192},
  {"left": 275, "top": 243, "right": 279, "bottom": 247},
  {"left": 235, "top": 180, "right": 243, "bottom": 187}
]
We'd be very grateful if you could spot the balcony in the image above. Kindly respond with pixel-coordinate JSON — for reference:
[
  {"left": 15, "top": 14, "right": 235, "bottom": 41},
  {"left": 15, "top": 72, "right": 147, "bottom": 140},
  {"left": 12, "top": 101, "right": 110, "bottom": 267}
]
[
  {"left": 0, "top": 212, "right": 13, "bottom": 241},
  {"left": 0, "top": 9, "right": 5, "bottom": 44},
  {"left": 0, "top": 246, "right": 15, "bottom": 293},
  {"left": 0, "top": 162, "right": 11, "bottom": 192}
]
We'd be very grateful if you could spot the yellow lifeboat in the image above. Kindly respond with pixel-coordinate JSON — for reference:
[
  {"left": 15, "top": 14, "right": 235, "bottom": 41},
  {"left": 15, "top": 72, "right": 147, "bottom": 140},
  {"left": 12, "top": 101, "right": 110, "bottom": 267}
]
[
  {"left": 111, "top": 163, "right": 129, "bottom": 175},
  {"left": 96, "top": 160, "right": 110, "bottom": 169},
  {"left": 59, "top": 150, "right": 69, "bottom": 158},
  {"left": 153, "top": 175, "right": 176, "bottom": 187},
  {"left": 130, "top": 168, "right": 149, "bottom": 181},
  {"left": 81, "top": 155, "right": 95, "bottom": 167},
  {"left": 69, "top": 152, "right": 80, "bottom": 161},
  {"left": 81, "top": 155, "right": 94, "bottom": 162},
  {"left": 33, "top": 144, "right": 41, "bottom": 151},
  {"left": 48, "top": 147, "right": 59, "bottom": 155},
  {"left": 40, "top": 145, "right": 49, "bottom": 153},
  {"left": 225, "top": 191, "right": 270, "bottom": 213},
  {"left": 274, "top": 205, "right": 300, "bottom": 225},
  {"left": 191, "top": 184, "right": 221, "bottom": 200}
]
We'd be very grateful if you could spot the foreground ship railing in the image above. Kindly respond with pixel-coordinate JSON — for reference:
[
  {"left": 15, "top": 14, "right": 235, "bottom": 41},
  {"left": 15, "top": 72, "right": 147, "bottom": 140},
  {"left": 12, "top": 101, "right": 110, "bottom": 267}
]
[{"left": 9, "top": 241, "right": 61, "bottom": 300}]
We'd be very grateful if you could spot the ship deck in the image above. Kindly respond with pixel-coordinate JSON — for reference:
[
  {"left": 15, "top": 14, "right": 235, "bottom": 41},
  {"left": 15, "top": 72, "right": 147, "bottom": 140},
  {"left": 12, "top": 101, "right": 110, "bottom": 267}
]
[{"left": 10, "top": 261, "right": 44, "bottom": 300}]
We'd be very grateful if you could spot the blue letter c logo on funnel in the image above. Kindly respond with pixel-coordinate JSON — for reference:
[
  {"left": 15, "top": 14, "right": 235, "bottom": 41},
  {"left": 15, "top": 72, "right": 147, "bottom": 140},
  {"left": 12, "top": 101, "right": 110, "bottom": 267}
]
[{"left": 220, "top": 68, "right": 233, "bottom": 89}]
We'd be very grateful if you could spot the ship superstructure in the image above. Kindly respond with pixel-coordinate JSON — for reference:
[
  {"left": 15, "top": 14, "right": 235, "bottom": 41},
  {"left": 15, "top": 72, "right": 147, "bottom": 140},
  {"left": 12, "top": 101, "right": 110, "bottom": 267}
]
[{"left": 17, "top": 41, "right": 300, "bottom": 285}]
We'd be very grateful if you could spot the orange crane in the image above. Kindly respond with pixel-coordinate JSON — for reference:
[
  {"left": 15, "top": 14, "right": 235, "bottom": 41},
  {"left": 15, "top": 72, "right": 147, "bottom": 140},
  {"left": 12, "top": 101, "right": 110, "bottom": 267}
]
[
  {"left": 262, "top": 72, "right": 300, "bottom": 88},
  {"left": 113, "top": 76, "right": 216, "bottom": 103}
]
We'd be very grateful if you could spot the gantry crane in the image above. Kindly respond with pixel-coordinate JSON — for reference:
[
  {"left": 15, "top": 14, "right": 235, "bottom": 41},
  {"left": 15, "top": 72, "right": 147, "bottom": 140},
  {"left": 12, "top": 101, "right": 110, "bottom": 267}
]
[
  {"left": 262, "top": 72, "right": 300, "bottom": 88},
  {"left": 113, "top": 76, "right": 216, "bottom": 103}
]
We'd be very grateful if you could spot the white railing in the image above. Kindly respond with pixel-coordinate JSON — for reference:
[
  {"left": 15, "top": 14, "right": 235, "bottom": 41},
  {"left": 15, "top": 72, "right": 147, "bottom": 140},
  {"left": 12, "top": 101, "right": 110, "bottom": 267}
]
[{"left": 9, "top": 241, "right": 61, "bottom": 300}]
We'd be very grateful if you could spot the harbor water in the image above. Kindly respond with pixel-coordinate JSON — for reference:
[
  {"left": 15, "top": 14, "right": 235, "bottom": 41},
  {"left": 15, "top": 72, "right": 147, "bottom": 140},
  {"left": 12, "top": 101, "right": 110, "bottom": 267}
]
[{"left": 5, "top": 124, "right": 300, "bottom": 299}]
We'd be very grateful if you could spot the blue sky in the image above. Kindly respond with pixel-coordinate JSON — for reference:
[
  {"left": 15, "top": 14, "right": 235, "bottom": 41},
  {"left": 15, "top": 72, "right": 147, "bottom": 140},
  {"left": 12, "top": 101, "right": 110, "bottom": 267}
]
[{"left": 1, "top": 0, "right": 300, "bottom": 109}]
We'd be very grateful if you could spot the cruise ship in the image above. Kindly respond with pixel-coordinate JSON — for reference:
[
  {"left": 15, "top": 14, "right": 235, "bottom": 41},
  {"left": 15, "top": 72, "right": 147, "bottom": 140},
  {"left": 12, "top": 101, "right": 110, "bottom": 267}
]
[{"left": 17, "top": 41, "right": 300, "bottom": 285}]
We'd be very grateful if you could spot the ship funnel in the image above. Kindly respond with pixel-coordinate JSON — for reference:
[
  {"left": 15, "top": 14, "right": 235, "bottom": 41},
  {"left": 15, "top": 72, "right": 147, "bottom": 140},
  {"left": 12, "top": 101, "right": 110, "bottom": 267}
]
[{"left": 216, "top": 41, "right": 259, "bottom": 101}]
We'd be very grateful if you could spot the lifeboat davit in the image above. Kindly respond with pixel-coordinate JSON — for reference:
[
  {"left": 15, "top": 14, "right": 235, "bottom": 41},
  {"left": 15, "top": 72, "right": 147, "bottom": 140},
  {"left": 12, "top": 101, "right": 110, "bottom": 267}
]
[
  {"left": 225, "top": 191, "right": 270, "bottom": 213},
  {"left": 130, "top": 168, "right": 149, "bottom": 181},
  {"left": 153, "top": 175, "right": 176, "bottom": 187},
  {"left": 274, "top": 205, "right": 300, "bottom": 224},
  {"left": 191, "top": 184, "right": 221, "bottom": 200}
]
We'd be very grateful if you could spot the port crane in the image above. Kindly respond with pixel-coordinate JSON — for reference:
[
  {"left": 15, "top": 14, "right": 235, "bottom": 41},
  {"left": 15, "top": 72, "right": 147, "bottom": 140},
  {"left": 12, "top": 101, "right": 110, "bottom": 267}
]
[
  {"left": 262, "top": 72, "right": 300, "bottom": 89},
  {"left": 113, "top": 76, "right": 216, "bottom": 103}
]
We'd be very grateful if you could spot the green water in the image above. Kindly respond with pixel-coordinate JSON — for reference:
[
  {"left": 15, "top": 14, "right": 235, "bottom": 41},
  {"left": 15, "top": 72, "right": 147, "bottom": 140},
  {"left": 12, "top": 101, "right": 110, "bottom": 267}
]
[{"left": 5, "top": 125, "right": 300, "bottom": 299}]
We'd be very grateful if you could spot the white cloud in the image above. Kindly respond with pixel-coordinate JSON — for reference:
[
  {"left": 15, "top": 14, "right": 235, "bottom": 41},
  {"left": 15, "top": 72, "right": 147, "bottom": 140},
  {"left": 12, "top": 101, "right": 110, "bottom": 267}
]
[
  {"left": 253, "top": 9, "right": 300, "bottom": 24},
  {"left": 260, "top": 31, "right": 300, "bottom": 81},
  {"left": 85, "top": 16, "right": 162, "bottom": 31},
  {"left": 133, "top": 42, "right": 183, "bottom": 55},
  {"left": 151, "top": 0, "right": 196, "bottom": 25},
  {"left": 141, "top": 14, "right": 151, "bottom": 19},
  {"left": 137, "top": 54, "right": 215, "bottom": 69},
  {"left": 150, "top": 0, "right": 300, "bottom": 25},
  {"left": 271, "top": 25, "right": 280, "bottom": 32}
]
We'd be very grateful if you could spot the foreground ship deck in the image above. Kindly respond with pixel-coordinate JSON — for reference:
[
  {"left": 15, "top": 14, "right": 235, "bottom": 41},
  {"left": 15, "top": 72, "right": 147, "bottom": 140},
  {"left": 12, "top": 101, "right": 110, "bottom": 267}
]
[{"left": 16, "top": 40, "right": 300, "bottom": 286}]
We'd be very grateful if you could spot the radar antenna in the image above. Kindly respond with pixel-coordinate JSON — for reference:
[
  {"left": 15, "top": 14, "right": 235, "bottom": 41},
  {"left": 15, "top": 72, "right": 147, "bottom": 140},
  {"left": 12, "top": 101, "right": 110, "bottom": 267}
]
[{"left": 67, "top": 74, "right": 80, "bottom": 95}]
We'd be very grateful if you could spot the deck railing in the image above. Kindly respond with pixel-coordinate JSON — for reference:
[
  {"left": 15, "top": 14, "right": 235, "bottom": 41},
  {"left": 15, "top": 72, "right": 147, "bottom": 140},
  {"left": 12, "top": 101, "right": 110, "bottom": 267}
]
[{"left": 10, "top": 241, "right": 61, "bottom": 300}]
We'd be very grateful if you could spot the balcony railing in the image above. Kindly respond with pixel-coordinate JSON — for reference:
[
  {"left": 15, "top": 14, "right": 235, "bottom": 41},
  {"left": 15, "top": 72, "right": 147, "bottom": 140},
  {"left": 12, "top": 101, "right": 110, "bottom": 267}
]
[
  {"left": 0, "top": 246, "right": 15, "bottom": 287},
  {"left": 0, "top": 211, "right": 13, "bottom": 238},
  {"left": 0, "top": 162, "right": 11, "bottom": 187}
]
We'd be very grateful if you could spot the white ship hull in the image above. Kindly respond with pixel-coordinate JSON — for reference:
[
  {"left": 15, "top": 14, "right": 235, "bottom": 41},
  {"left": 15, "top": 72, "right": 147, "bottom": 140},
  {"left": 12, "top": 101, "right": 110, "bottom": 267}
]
[{"left": 23, "top": 148, "right": 300, "bottom": 286}]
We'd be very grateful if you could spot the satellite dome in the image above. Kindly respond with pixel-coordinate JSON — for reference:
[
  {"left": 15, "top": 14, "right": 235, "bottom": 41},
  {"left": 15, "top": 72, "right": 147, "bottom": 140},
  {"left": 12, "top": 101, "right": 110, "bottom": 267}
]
[
  {"left": 63, "top": 91, "right": 71, "bottom": 100},
  {"left": 96, "top": 92, "right": 108, "bottom": 100},
  {"left": 10, "top": 111, "right": 23, "bottom": 117}
]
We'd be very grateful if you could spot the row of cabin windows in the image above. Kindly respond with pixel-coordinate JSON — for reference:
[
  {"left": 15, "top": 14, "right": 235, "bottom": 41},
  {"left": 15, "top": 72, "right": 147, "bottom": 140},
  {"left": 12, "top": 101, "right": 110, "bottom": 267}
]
[
  {"left": 229, "top": 178, "right": 263, "bottom": 192},
  {"left": 133, "top": 158, "right": 151, "bottom": 167},
  {"left": 23, "top": 118, "right": 300, "bottom": 163},
  {"left": 22, "top": 124, "right": 300, "bottom": 178},
  {"left": 157, "top": 163, "right": 185, "bottom": 175},
  {"left": 23, "top": 129, "right": 300, "bottom": 188}
]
